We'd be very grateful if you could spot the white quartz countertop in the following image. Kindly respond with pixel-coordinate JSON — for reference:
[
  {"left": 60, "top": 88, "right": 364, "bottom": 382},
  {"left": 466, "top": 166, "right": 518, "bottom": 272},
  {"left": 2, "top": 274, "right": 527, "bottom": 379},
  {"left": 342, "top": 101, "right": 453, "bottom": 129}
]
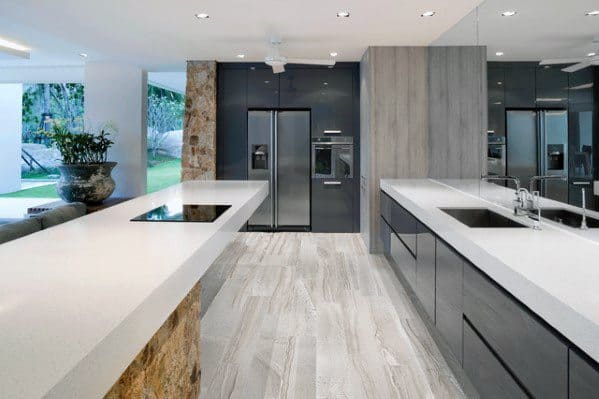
[
  {"left": 381, "top": 178, "right": 599, "bottom": 363},
  {"left": 0, "top": 180, "right": 268, "bottom": 399}
]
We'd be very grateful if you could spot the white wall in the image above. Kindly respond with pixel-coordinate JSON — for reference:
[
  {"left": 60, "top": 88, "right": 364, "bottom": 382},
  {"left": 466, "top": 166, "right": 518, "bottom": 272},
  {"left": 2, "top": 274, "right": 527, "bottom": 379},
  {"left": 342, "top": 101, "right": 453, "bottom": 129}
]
[
  {"left": 0, "top": 66, "right": 84, "bottom": 84},
  {"left": 84, "top": 63, "right": 147, "bottom": 198},
  {"left": 0, "top": 84, "right": 23, "bottom": 194}
]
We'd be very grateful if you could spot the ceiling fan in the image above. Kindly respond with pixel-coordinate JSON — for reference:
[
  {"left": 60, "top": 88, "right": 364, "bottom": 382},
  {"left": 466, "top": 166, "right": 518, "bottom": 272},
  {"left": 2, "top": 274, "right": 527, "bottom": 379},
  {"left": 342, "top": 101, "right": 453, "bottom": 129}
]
[
  {"left": 264, "top": 38, "right": 335, "bottom": 74},
  {"left": 539, "top": 39, "right": 599, "bottom": 73}
]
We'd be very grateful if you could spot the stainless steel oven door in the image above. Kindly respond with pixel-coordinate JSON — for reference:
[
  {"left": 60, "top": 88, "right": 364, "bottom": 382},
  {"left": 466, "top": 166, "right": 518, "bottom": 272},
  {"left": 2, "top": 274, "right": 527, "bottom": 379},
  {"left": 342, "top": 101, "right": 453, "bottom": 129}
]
[{"left": 312, "top": 143, "right": 353, "bottom": 178}]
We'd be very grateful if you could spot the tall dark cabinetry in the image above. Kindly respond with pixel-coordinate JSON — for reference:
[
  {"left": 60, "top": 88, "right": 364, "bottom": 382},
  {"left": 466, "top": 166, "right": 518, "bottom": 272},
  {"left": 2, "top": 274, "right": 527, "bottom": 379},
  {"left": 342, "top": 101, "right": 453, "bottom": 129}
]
[{"left": 217, "top": 63, "right": 360, "bottom": 232}]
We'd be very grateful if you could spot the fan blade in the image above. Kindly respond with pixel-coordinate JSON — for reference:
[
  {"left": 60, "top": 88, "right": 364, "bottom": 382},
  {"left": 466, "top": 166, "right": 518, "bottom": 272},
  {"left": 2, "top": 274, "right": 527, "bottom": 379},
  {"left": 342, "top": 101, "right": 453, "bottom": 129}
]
[
  {"left": 562, "top": 61, "right": 592, "bottom": 73},
  {"left": 271, "top": 63, "right": 285, "bottom": 74},
  {"left": 539, "top": 58, "right": 584, "bottom": 65},
  {"left": 286, "top": 58, "right": 336, "bottom": 66}
]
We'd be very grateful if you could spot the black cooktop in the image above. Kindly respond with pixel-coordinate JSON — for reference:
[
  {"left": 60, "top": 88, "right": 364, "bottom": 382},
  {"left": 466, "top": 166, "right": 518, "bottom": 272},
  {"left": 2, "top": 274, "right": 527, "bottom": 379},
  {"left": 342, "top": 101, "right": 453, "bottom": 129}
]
[{"left": 131, "top": 204, "right": 231, "bottom": 223}]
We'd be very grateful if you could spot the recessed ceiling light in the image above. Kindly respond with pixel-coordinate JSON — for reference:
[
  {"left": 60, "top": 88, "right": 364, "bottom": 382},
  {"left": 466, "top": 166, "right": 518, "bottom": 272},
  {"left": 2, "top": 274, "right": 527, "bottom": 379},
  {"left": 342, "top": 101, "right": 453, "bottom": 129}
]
[
  {"left": 501, "top": 10, "right": 517, "bottom": 17},
  {"left": 585, "top": 10, "right": 599, "bottom": 16},
  {"left": 195, "top": 13, "right": 210, "bottom": 19},
  {"left": 330, "top": 52, "right": 338, "bottom": 57},
  {"left": 336, "top": 11, "right": 350, "bottom": 18},
  {"left": 0, "top": 37, "right": 30, "bottom": 52},
  {"left": 496, "top": 51, "right": 504, "bottom": 56},
  {"left": 236, "top": 54, "right": 245, "bottom": 59},
  {"left": 79, "top": 53, "right": 88, "bottom": 58},
  {"left": 588, "top": 52, "right": 597, "bottom": 57},
  {"left": 421, "top": 11, "right": 436, "bottom": 17}
]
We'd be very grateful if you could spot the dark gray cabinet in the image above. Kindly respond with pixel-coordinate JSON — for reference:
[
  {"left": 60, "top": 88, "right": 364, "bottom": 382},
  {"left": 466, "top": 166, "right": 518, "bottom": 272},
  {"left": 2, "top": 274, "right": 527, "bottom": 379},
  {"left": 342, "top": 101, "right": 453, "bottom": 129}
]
[
  {"left": 536, "top": 64, "right": 568, "bottom": 108},
  {"left": 217, "top": 67, "right": 248, "bottom": 180},
  {"left": 380, "top": 216, "right": 391, "bottom": 255},
  {"left": 435, "top": 240, "right": 463, "bottom": 362},
  {"left": 312, "top": 179, "right": 353, "bottom": 232},
  {"left": 488, "top": 63, "right": 506, "bottom": 137},
  {"left": 389, "top": 201, "right": 417, "bottom": 256},
  {"left": 247, "top": 67, "right": 279, "bottom": 108},
  {"left": 390, "top": 230, "right": 416, "bottom": 288},
  {"left": 463, "top": 320, "right": 528, "bottom": 399},
  {"left": 504, "top": 62, "right": 536, "bottom": 108},
  {"left": 570, "top": 349, "right": 599, "bottom": 399},
  {"left": 416, "top": 222, "right": 435, "bottom": 321},
  {"left": 380, "top": 192, "right": 392, "bottom": 224},
  {"left": 463, "top": 263, "right": 568, "bottom": 398}
]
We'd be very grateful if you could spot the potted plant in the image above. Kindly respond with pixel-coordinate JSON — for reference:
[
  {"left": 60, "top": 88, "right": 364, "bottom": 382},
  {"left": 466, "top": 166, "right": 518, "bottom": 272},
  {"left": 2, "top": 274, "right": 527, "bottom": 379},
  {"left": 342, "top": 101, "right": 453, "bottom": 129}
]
[{"left": 44, "top": 122, "right": 117, "bottom": 204}]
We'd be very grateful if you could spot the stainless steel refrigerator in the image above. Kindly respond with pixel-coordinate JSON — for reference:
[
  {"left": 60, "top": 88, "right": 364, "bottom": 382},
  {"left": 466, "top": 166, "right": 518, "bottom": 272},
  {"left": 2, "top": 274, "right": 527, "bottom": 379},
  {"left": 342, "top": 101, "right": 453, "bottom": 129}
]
[
  {"left": 506, "top": 110, "right": 568, "bottom": 202},
  {"left": 247, "top": 110, "right": 310, "bottom": 230}
]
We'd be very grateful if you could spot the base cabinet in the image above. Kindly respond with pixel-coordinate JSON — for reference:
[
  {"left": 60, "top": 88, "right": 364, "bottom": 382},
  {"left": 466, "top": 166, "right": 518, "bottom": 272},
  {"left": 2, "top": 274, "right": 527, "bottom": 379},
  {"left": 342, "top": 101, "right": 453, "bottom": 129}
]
[
  {"left": 416, "top": 222, "right": 435, "bottom": 321},
  {"left": 390, "top": 231, "right": 416, "bottom": 287},
  {"left": 312, "top": 179, "right": 353, "bottom": 232},
  {"left": 435, "top": 240, "right": 463, "bottom": 362},
  {"left": 463, "top": 320, "right": 528, "bottom": 399},
  {"left": 570, "top": 350, "right": 599, "bottom": 399}
]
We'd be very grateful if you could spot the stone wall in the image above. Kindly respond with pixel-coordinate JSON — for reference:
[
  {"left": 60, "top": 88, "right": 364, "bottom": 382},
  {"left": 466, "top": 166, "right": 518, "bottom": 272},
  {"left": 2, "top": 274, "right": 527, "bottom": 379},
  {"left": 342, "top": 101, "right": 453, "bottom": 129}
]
[
  {"left": 181, "top": 61, "right": 217, "bottom": 181},
  {"left": 103, "top": 281, "right": 201, "bottom": 399}
]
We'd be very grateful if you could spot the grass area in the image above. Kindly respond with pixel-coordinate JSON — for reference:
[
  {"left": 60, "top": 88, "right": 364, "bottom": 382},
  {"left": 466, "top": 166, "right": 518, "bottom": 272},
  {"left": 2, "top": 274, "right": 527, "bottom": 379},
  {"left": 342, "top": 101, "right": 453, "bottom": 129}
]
[
  {"left": 0, "top": 156, "right": 181, "bottom": 198},
  {"left": 21, "top": 168, "right": 60, "bottom": 180},
  {"left": 0, "top": 183, "right": 58, "bottom": 198},
  {"left": 147, "top": 157, "right": 181, "bottom": 193}
]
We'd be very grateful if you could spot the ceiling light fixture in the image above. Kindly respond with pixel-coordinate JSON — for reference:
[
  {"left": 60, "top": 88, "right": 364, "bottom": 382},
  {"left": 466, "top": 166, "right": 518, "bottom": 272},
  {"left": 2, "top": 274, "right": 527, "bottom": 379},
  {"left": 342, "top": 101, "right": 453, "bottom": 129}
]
[
  {"left": 0, "top": 37, "right": 31, "bottom": 59},
  {"left": 236, "top": 54, "right": 245, "bottom": 58},
  {"left": 501, "top": 10, "right": 517, "bottom": 17},
  {"left": 585, "top": 10, "right": 599, "bottom": 16},
  {"left": 79, "top": 53, "right": 88, "bottom": 58},
  {"left": 496, "top": 51, "right": 504, "bottom": 56},
  {"left": 195, "top": 13, "right": 210, "bottom": 19},
  {"left": 336, "top": 11, "right": 350, "bottom": 18},
  {"left": 588, "top": 52, "right": 597, "bottom": 57},
  {"left": 0, "top": 37, "right": 30, "bottom": 52},
  {"left": 421, "top": 11, "right": 436, "bottom": 17},
  {"left": 330, "top": 52, "right": 338, "bottom": 57}
]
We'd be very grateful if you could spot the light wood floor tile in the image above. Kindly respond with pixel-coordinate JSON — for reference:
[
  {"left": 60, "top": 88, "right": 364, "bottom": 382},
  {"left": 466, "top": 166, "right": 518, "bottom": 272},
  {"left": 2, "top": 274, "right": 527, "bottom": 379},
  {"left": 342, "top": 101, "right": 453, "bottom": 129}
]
[{"left": 200, "top": 233, "right": 466, "bottom": 399}]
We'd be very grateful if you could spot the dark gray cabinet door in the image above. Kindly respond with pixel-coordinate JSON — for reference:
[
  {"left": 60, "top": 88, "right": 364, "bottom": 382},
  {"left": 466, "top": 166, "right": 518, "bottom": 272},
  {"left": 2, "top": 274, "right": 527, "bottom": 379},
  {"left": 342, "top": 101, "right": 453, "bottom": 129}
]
[
  {"left": 435, "top": 240, "right": 463, "bottom": 362},
  {"left": 488, "top": 64, "right": 506, "bottom": 137},
  {"left": 463, "top": 264, "right": 568, "bottom": 398},
  {"left": 390, "top": 201, "right": 417, "bottom": 255},
  {"left": 380, "top": 217, "right": 391, "bottom": 255},
  {"left": 505, "top": 63, "right": 536, "bottom": 108},
  {"left": 569, "top": 349, "right": 599, "bottom": 399},
  {"left": 416, "top": 222, "right": 435, "bottom": 321},
  {"left": 380, "top": 192, "right": 392, "bottom": 224},
  {"left": 311, "top": 179, "right": 353, "bottom": 232},
  {"left": 247, "top": 67, "right": 279, "bottom": 108},
  {"left": 390, "top": 232, "right": 416, "bottom": 289},
  {"left": 536, "top": 64, "right": 568, "bottom": 108},
  {"left": 217, "top": 67, "right": 248, "bottom": 180},
  {"left": 463, "top": 321, "right": 528, "bottom": 399}
]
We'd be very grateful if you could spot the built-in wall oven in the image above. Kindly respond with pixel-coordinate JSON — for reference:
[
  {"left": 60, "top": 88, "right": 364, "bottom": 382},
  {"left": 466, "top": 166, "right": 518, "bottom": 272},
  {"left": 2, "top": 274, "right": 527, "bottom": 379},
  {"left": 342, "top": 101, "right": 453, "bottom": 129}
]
[{"left": 312, "top": 137, "right": 353, "bottom": 179}]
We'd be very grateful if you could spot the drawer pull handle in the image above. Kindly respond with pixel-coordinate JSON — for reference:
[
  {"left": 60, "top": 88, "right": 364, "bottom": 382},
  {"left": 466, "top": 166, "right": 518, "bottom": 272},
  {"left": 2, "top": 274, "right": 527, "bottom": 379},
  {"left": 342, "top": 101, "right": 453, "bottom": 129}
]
[
  {"left": 324, "top": 181, "right": 342, "bottom": 186},
  {"left": 324, "top": 130, "right": 342, "bottom": 134},
  {"left": 573, "top": 181, "right": 591, "bottom": 186}
]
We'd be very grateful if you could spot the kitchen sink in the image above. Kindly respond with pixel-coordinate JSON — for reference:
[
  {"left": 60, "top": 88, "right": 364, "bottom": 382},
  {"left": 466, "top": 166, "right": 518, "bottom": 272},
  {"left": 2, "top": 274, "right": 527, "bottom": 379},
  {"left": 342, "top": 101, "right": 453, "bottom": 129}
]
[
  {"left": 440, "top": 208, "right": 528, "bottom": 228},
  {"left": 533, "top": 208, "right": 599, "bottom": 229}
]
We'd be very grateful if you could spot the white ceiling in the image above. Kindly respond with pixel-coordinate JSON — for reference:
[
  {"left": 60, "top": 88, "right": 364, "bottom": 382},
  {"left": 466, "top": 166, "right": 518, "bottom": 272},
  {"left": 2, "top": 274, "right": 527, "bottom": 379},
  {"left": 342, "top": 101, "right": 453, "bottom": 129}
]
[
  {"left": 434, "top": 0, "right": 599, "bottom": 61},
  {"left": 0, "top": 0, "right": 482, "bottom": 71}
]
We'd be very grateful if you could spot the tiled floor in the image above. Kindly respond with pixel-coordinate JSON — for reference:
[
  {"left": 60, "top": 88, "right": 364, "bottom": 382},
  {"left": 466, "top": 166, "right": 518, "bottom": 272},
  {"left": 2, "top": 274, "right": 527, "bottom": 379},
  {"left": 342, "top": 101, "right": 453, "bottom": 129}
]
[{"left": 200, "top": 233, "right": 465, "bottom": 398}]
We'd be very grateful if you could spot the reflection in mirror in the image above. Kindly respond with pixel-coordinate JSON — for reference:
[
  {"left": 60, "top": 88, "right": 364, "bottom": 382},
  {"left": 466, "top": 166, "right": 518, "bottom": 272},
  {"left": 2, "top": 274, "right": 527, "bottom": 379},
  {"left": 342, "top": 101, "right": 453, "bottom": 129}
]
[{"left": 434, "top": 0, "right": 598, "bottom": 213}]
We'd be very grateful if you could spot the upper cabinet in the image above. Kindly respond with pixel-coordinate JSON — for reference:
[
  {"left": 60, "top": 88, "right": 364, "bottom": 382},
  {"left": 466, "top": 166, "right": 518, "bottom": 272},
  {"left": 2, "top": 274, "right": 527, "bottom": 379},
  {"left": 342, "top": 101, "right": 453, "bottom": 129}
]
[
  {"left": 280, "top": 67, "right": 354, "bottom": 137},
  {"left": 536, "top": 65, "right": 569, "bottom": 108},
  {"left": 247, "top": 67, "right": 279, "bottom": 108},
  {"left": 504, "top": 62, "right": 537, "bottom": 108},
  {"left": 487, "top": 63, "right": 506, "bottom": 137}
]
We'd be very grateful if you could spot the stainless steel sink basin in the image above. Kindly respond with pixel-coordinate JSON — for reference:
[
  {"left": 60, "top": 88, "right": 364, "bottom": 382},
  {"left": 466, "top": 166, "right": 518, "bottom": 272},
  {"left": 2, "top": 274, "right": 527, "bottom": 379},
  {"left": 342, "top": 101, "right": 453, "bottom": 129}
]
[
  {"left": 440, "top": 208, "right": 528, "bottom": 228},
  {"left": 533, "top": 208, "right": 599, "bottom": 228}
]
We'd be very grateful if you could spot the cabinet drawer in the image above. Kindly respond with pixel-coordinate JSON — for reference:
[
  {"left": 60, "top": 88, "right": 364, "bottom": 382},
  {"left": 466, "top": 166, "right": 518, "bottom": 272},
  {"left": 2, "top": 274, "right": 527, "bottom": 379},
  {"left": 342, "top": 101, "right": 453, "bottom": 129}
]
[
  {"left": 416, "top": 222, "right": 435, "bottom": 321},
  {"left": 380, "top": 216, "right": 391, "bottom": 255},
  {"left": 390, "top": 200, "right": 417, "bottom": 255},
  {"left": 435, "top": 240, "right": 463, "bottom": 361},
  {"left": 389, "top": 231, "right": 416, "bottom": 288},
  {"left": 569, "top": 349, "right": 599, "bottom": 399},
  {"left": 312, "top": 179, "right": 353, "bottom": 232},
  {"left": 463, "top": 320, "right": 528, "bottom": 399},
  {"left": 380, "top": 191, "right": 392, "bottom": 224},
  {"left": 464, "top": 264, "right": 568, "bottom": 398}
]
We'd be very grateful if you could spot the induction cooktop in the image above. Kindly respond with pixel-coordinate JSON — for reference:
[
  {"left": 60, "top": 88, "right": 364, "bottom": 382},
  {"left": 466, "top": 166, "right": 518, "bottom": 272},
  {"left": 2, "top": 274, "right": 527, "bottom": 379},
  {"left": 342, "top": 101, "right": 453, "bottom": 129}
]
[{"left": 131, "top": 204, "right": 231, "bottom": 223}]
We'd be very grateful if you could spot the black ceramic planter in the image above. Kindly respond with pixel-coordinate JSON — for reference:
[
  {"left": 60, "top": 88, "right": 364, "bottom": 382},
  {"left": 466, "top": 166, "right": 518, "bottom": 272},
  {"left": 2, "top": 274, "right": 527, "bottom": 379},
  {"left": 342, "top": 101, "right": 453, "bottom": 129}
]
[{"left": 57, "top": 162, "right": 117, "bottom": 204}]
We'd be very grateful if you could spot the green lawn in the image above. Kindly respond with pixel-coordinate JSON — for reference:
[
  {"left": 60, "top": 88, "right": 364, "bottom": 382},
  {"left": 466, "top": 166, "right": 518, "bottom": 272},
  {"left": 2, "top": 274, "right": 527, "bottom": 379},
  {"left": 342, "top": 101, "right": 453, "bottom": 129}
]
[{"left": 0, "top": 157, "right": 181, "bottom": 198}]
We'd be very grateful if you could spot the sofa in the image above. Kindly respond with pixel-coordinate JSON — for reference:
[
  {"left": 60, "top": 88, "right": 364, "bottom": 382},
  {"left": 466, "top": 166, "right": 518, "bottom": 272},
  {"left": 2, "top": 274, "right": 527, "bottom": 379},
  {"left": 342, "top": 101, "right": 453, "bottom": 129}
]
[{"left": 0, "top": 202, "right": 87, "bottom": 245}]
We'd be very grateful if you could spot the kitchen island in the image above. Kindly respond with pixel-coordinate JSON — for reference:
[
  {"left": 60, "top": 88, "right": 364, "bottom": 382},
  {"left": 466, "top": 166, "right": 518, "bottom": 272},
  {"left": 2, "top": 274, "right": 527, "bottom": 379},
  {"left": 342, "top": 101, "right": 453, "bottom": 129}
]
[
  {"left": 0, "top": 180, "right": 268, "bottom": 399},
  {"left": 380, "top": 178, "right": 599, "bottom": 398}
]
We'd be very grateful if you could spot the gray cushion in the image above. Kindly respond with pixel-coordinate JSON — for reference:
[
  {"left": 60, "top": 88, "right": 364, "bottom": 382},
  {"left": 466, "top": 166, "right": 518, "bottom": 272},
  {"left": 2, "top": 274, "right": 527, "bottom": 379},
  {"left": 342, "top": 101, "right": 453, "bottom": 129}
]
[
  {"left": 0, "top": 218, "right": 43, "bottom": 244},
  {"left": 36, "top": 202, "right": 87, "bottom": 229}
]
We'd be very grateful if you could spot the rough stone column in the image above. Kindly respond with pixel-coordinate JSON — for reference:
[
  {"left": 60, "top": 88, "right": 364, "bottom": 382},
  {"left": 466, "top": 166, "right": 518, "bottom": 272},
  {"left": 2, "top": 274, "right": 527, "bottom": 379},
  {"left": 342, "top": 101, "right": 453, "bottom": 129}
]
[{"left": 181, "top": 61, "right": 217, "bottom": 181}]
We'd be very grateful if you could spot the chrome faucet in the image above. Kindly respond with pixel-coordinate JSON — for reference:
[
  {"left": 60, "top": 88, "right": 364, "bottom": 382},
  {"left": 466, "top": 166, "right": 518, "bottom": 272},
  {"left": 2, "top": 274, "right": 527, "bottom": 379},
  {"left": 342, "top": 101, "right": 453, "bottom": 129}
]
[
  {"left": 528, "top": 175, "right": 567, "bottom": 194},
  {"left": 581, "top": 188, "right": 589, "bottom": 230},
  {"left": 481, "top": 175, "right": 528, "bottom": 216}
]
